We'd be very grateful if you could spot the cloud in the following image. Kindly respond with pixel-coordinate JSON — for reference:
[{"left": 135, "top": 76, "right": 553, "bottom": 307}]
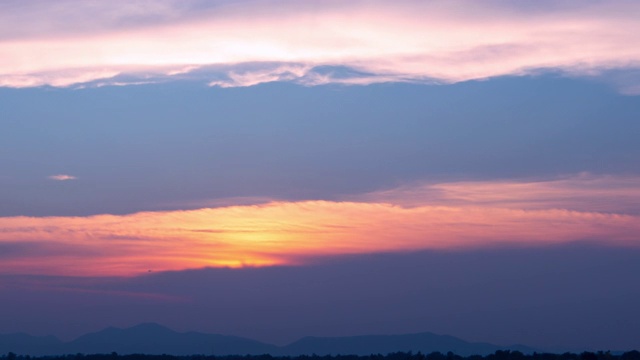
[
  {"left": 208, "top": 64, "right": 312, "bottom": 88},
  {"left": 357, "top": 173, "right": 640, "bottom": 214},
  {"left": 48, "top": 174, "right": 77, "bottom": 181},
  {"left": 1, "top": 0, "right": 640, "bottom": 88},
  {"left": 1, "top": 174, "right": 639, "bottom": 277}
]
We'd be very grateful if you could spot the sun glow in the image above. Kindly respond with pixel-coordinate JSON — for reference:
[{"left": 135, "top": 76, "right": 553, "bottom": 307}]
[{"left": 1, "top": 176, "right": 639, "bottom": 277}]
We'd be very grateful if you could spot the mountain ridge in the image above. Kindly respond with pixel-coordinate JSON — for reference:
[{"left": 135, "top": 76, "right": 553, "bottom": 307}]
[{"left": 0, "top": 323, "right": 537, "bottom": 357}]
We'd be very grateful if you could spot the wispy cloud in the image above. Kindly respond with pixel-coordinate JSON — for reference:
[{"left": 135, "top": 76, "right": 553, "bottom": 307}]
[
  {"left": 357, "top": 173, "right": 640, "bottom": 215},
  {"left": 1, "top": 174, "right": 639, "bottom": 277},
  {"left": 1, "top": 0, "right": 640, "bottom": 89},
  {"left": 47, "top": 174, "right": 77, "bottom": 181}
]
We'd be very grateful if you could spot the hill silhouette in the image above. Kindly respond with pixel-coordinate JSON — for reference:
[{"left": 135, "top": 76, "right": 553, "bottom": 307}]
[
  {"left": 0, "top": 323, "right": 536, "bottom": 356},
  {"left": 0, "top": 333, "right": 62, "bottom": 355},
  {"left": 68, "top": 323, "right": 278, "bottom": 355},
  {"left": 282, "top": 332, "right": 535, "bottom": 356}
]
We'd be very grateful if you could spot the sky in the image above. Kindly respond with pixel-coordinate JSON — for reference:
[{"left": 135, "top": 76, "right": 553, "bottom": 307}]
[{"left": 1, "top": 0, "right": 640, "bottom": 353}]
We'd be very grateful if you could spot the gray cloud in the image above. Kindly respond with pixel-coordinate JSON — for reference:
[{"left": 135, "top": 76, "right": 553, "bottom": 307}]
[{"left": 1, "top": 245, "right": 639, "bottom": 350}]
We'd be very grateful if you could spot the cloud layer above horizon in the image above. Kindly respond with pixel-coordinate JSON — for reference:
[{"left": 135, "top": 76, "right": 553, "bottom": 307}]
[
  {"left": 2, "top": 175, "right": 639, "bottom": 277},
  {"left": 2, "top": 0, "right": 640, "bottom": 90}
]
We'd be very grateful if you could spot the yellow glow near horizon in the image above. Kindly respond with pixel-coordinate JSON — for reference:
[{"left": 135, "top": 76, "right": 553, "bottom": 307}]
[{"left": 1, "top": 176, "right": 640, "bottom": 277}]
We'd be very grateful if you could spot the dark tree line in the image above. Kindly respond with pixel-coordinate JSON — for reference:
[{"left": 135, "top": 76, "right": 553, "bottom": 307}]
[{"left": 2, "top": 350, "right": 640, "bottom": 360}]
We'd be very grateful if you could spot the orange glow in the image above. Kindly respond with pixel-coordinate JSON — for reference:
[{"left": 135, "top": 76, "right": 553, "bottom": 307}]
[{"left": 1, "top": 175, "right": 639, "bottom": 277}]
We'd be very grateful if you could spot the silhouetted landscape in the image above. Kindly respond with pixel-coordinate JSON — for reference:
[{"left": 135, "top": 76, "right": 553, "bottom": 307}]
[
  {"left": 2, "top": 349, "right": 640, "bottom": 360},
  {"left": 0, "top": 324, "right": 541, "bottom": 357}
]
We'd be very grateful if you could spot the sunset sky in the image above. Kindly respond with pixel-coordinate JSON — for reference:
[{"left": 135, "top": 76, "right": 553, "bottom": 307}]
[{"left": 1, "top": 0, "right": 640, "bottom": 353}]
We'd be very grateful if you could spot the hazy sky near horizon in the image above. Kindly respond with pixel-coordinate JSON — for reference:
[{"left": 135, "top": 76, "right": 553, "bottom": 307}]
[{"left": 1, "top": 0, "right": 640, "bottom": 352}]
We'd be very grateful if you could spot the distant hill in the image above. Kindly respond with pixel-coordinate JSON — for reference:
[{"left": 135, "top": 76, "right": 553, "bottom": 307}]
[
  {"left": 0, "top": 323, "right": 536, "bottom": 356},
  {"left": 280, "top": 333, "right": 535, "bottom": 357},
  {"left": 0, "top": 332, "right": 63, "bottom": 356},
  {"left": 67, "top": 323, "right": 278, "bottom": 355}
]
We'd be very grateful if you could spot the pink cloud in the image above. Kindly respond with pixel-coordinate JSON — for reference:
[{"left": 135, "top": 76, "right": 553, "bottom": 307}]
[
  {"left": 47, "top": 174, "right": 77, "bottom": 181},
  {"left": 1, "top": 1, "right": 639, "bottom": 88},
  {"left": 358, "top": 173, "right": 640, "bottom": 214}
]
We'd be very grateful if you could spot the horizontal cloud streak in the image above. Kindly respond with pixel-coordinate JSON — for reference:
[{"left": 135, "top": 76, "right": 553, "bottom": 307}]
[
  {"left": 1, "top": 175, "right": 639, "bottom": 277},
  {"left": 359, "top": 173, "right": 640, "bottom": 214},
  {"left": 47, "top": 174, "right": 77, "bottom": 181},
  {"left": 1, "top": 0, "right": 640, "bottom": 88}
]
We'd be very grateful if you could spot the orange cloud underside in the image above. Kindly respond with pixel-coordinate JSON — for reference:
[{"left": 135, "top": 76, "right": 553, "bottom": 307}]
[{"left": 1, "top": 176, "right": 639, "bottom": 277}]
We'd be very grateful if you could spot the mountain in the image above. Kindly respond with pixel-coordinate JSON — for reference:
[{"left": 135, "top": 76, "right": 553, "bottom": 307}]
[
  {"left": 0, "top": 333, "right": 63, "bottom": 356},
  {"left": 67, "top": 323, "right": 278, "bottom": 355},
  {"left": 280, "top": 332, "right": 535, "bottom": 357},
  {"left": 0, "top": 323, "right": 537, "bottom": 356}
]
